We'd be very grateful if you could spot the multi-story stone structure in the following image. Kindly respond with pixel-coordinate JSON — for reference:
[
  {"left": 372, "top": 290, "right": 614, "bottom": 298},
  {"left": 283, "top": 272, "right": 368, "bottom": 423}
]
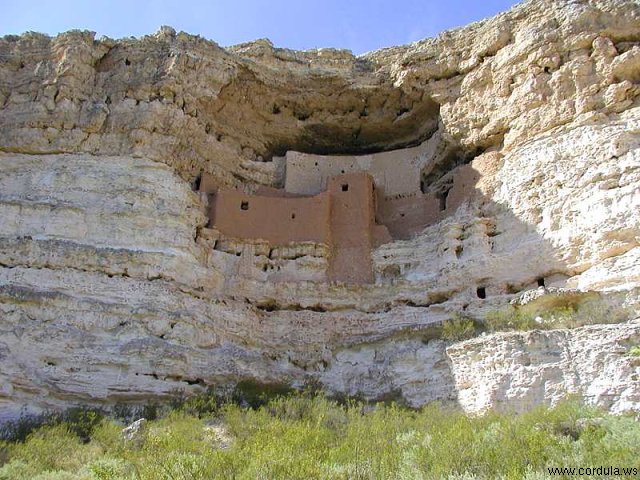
[{"left": 200, "top": 144, "right": 479, "bottom": 283}]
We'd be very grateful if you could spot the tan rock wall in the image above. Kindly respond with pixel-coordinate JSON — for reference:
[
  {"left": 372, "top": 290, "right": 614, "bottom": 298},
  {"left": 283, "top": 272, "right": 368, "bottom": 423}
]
[
  {"left": 0, "top": 0, "right": 639, "bottom": 417},
  {"left": 447, "top": 322, "right": 640, "bottom": 414}
]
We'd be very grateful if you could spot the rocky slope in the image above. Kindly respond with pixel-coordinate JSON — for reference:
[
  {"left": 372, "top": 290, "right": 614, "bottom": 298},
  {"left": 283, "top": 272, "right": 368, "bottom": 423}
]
[{"left": 1, "top": 0, "right": 639, "bottom": 419}]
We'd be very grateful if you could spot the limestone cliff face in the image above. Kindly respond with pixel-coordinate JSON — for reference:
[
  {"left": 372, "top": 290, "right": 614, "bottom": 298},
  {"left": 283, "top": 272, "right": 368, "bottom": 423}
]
[{"left": 1, "top": 0, "right": 640, "bottom": 418}]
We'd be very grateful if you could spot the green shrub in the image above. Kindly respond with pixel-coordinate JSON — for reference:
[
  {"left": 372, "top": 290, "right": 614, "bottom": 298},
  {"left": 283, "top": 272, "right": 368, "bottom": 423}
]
[
  {"left": 0, "top": 424, "right": 101, "bottom": 477},
  {"left": 82, "top": 458, "right": 134, "bottom": 480},
  {"left": 629, "top": 346, "right": 640, "bottom": 357},
  {"left": 484, "top": 307, "right": 539, "bottom": 332},
  {"left": 231, "top": 380, "right": 293, "bottom": 408},
  {"left": 0, "top": 408, "right": 104, "bottom": 443},
  {"left": 571, "top": 297, "right": 632, "bottom": 327},
  {"left": 174, "top": 388, "right": 222, "bottom": 418},
  {"left": 441, "top": 314, "right": 477, "bottom": 341},
  {"left": 30, "top": 471, "right": 88, "bottom": 480},
  {"left": 483, "top": 297, "right": 633, "bottom": 334},
  {"left": 540, "top": 306, "right": 577, "bottom": 329},
  {"left": 136, "top": 451, "right": 216, "bottom": 480},
  {"left": 2, "top": 394, "right": 639, "bottom": 480},
  {"left": 0, "top": 460, "right": 41, "bottom": 480},
  {"left": 88, "top": 421, "right": 125, "bottom": 455},
  {"left": 60, "top": 408, "right": 105, "bottom": 443}
]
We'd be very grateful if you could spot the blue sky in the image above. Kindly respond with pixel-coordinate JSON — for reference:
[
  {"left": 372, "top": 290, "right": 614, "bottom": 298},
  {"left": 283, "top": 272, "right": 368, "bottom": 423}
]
[{"left": 2, "top": 0, "right": 520, "bottom": 54}]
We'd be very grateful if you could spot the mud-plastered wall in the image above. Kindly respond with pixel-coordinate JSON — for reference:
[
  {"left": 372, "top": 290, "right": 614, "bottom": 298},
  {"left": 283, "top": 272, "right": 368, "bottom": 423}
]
[
  {"left": 284, "top": 140, "right": 433, "bottom": 197},
  {"left": 377, "top": 165, "right": 481, "bottom": 239},
  {"left": 210, "top": 189, "right": 331, "bottom": 246},
  {"left": 327, "top": 173, "right": 377, "bottom": 284}
]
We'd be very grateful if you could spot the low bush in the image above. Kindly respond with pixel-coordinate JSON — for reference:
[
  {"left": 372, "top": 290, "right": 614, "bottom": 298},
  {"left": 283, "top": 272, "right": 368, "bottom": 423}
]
[
  {"left": 484, "top": 307, "right": 540, "bottom": 332},
  {"left": 567, "top": 297, "right": 632, "bottom": 328},
  {"left": 483, "top": 298, "right": 633, "bottom": 335},
  {"left": 441, "top": 314, "right": 477, "bottom": 342},
  {"left": 0, "top": 424, "right": 102, "bottom": 478},
  {"left": 1, "top": 394, "right": 638, "bottom": 480},
  {"left": 0, "top": 407, "right": 104, "bottom": 443}
]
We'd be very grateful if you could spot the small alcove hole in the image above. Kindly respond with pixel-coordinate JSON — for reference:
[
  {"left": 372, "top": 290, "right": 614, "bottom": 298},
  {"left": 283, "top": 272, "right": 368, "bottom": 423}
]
[
  {"left": 191, "top": 174, "right": 201, "bottom": 191},
  {"left": 341, "top": 184, "right": 349, "bottom": 192},
  {"left": 240, "top": 201, "right": 249, "bottom": 210},
  {"left": 476, "top": 287, "right": 486, "bottom": 299},
  {"left": 438, "top": 190, "right": 449, "bottom": 211}
]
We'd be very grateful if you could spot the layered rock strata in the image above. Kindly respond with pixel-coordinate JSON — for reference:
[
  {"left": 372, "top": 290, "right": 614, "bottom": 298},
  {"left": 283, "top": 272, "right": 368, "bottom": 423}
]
[{"left": 0, "top": 0, "right": 639, "bottom": 418}]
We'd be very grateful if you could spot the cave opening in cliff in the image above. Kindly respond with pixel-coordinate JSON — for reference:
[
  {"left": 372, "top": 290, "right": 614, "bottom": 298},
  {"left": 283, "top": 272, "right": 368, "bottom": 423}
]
[
  {"left": 438, "top": 189, "right": 449, "bottom": 211},
  {"left": 258, "top": 96, "right": 441, "bottom": 160},
  {"left": 476, "top": 287, "right": 486, "bottom": 299},
  {"left": 191, "top": 174, "right": 202, "bottom": 192},
  {"left": 420, "top": 151, "right": 466, "bottom": 198},
  {"left": 537, "top": 277, "right": 545, "bottom": 287}
]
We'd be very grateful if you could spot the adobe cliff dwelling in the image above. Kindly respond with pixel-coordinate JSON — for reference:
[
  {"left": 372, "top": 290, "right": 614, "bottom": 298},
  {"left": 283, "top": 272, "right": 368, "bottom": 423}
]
[
  {"left": 0, "top": 0, "right": 639, "bottom": 419},
  {"left": 198, "top": 140, "right": 480, "bottom": 284}
]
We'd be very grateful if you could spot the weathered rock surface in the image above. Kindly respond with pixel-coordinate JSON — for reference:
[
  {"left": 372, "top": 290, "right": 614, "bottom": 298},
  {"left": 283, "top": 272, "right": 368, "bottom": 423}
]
[
  {"left": 448, "top": 322, "right": 640, "bottom": 414},
  {"left": 0, "top": 0, "right": 639, "bottom": 418},
  {"left": 121, "top": 418, "right": 146, "bottom": 442}
]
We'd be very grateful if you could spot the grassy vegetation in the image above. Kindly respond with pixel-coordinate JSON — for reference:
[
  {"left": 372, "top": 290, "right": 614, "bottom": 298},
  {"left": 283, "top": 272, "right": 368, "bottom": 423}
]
[
  {"left": 437, "top": 298, "right": 634, "bottom": 344},
  {"left": 481, "top": 297, "right": 633, "bottom": 336},
  {"left": 440, "top": 314, "right": 477, "bottom": 342},
  {"left": 434, "top": 295, "right": 636, "bottom": 344},
  {"left": 1, "top": 393, "right": 639, "bottom": 480},
  {"left": 629, "top": 346, "right": 640, "bottom": 357}
]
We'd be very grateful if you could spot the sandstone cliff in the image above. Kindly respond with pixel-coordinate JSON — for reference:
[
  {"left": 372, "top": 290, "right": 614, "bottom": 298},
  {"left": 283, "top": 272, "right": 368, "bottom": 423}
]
[{"left": 0, "top": 0, "right": 639, "bottom": 419}]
